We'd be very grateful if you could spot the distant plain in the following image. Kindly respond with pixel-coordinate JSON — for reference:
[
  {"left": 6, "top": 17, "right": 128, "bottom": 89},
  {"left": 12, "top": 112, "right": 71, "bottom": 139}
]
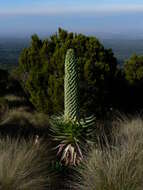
[{"left": 0, "top": 37, "right": 143, "bottom": 69}]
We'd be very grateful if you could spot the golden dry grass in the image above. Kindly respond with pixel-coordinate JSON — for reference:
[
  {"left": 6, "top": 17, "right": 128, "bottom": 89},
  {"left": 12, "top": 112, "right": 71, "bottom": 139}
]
[
  {"left": 0, "top": 137, "right": 51, "bottom": 190},
  {"left": 73, "top": 117, "right": 143, "bottom": 190}
]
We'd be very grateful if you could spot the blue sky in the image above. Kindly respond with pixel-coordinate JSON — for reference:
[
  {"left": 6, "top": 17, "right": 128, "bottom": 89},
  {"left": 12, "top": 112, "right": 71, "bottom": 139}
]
[{"left": 0, "top": 0, "right": 143, "bottom": 38}]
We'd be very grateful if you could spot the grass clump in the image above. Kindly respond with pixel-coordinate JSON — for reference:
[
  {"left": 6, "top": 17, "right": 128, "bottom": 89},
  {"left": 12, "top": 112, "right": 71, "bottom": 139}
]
[
  {"left": 3, "top": 94, "right": 29, "bottom": 110},
  {"left": 4, "top": 94, "right": 25, "bottom": 102},
  {"left": 0, "top": 137, "right": 51, "bottom": 190},
  {"left": 0, "top": 109, "right": 50, "bottom": 138},
  {"left": 73, "top": 117, "right": 143, "bottom": 190},
  {"left": 1, "top": 109, "right": 49, "bottom": 128}
]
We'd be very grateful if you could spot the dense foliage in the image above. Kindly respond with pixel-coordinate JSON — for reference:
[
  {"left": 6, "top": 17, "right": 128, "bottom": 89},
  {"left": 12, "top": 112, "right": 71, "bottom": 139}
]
[
  {"left": 0, "top": 69, "right": 8, "bottom": 96},
  {"left": 2, "top": 29, "right": 143, "bottom": 116},
  {"left": 124, "top": 54, "right": 143, "bottom": 84},
  {"left": 1, "top": 29, "right": 143, "bottom": 190},
  {"left": 16, "top": 28, "right": 117, "bottom": 116},
  {"left": 122, "top": 54, "right": 143, "bottom": 112}
]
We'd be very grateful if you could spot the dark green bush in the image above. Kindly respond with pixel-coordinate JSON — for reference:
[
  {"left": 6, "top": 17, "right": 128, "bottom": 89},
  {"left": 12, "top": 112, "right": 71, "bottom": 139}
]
[
  {"left": 124, "top": 54, "right": 143, "bottom": 85},
  {"left": 16, "top": 28, "right": 117, "bottom": 116},
  {"left": 0, "top": 69, "right": 9, "bottom": 96},
  {"left": 0, "top": 97, "right": 8, "bottom": 118}
]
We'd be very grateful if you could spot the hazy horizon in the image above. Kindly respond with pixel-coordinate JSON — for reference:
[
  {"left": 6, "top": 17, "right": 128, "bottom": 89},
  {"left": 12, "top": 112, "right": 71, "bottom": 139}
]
[{"left": 0, "top": 0, "right": 143, "bottom": 38}]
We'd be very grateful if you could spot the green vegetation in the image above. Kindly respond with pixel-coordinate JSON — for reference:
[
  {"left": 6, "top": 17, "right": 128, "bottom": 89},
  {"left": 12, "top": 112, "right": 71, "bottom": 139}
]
[
  {"left": 16, "top": 28, "right": 117, "bottom": 116},
  {"left": 50, "top": 49, "right": 95, "bottom": 166},
  {"left": 50, "top": 117, "right": 86, "bottom": 166},
  {"left": 124, "top": 54, "right": 143, "bottom": 84},
  {"left": 0, "top": 97, "right": 8, "bottom": 118},
  {"left": 0, "top": 69, "right": 9, "bottom": 96},
  {"left": 0, "top": 29, "right": 143, "bottom": 189},
  {"left": 64, "top": 49, "right": 80, "bottom": 122}
]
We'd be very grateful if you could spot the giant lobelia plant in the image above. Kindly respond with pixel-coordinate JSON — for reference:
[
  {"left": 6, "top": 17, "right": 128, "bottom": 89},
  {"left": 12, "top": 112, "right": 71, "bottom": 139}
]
[{"left": 50, "top": 49, "right": 95, "bottom": 166}]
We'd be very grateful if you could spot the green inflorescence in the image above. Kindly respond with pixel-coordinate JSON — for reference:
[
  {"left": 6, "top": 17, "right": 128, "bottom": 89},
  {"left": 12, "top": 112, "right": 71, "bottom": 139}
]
[
  {"left": 64, "top": 49, "right": 95, "bottom": 126},
  {"left": 64, "top": 49, "right": 80, "bottom": 122}
]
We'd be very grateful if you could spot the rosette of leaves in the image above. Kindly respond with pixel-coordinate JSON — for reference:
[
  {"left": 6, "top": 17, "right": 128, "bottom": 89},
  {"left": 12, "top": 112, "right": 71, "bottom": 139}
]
[
  {"left": 50, "top": 115, "right": 95, "bottom": 166},
  {"left": 50, "top": 49, "right": 95, "bottom": 166}
]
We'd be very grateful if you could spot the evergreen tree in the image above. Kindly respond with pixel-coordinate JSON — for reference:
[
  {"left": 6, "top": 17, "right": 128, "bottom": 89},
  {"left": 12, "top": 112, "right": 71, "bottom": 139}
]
[
  {"left": 17, "top": 28, "right": 117, "bottom": 116},
  {"left": 124, "top": 54, "right": 143, "bottom": 84}
]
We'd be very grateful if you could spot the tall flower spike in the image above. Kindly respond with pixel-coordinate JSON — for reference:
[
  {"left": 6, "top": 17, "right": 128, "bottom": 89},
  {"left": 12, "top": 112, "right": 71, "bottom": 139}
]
[
  {"left": 50, "top": 49, "right": 96, "bottom": 166},
  {"left": 64, "top": 49, "right": 80, "bottom": 122}
]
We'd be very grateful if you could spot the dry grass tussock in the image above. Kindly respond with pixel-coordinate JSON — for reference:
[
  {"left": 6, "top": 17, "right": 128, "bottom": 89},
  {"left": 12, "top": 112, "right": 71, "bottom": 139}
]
[
  {"left": 73, "top": 117, "right": 143, "bottom": 190},
  {"left": 0, "top": 137, "right": 51, "bottom": 190},
  {"left": 4, "top": 94, "right": 25, "bottom": 102},
  {"left": 0, "top": 108, "right": 49, "bottom": 128}
]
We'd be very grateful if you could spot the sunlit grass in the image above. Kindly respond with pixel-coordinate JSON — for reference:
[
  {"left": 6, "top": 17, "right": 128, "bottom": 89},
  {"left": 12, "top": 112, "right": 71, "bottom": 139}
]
[
  {"left": 73, "top": 117, "right": 143, "bottom": 190},
  {"left": 0, "top": 137, "right": 51, "bottom": 190}
]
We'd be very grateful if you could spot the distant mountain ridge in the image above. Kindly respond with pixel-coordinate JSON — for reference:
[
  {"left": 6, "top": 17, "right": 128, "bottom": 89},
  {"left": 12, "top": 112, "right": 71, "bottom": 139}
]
[{"left": 0, "top": 38, "right": 143, "bottom": 70}]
